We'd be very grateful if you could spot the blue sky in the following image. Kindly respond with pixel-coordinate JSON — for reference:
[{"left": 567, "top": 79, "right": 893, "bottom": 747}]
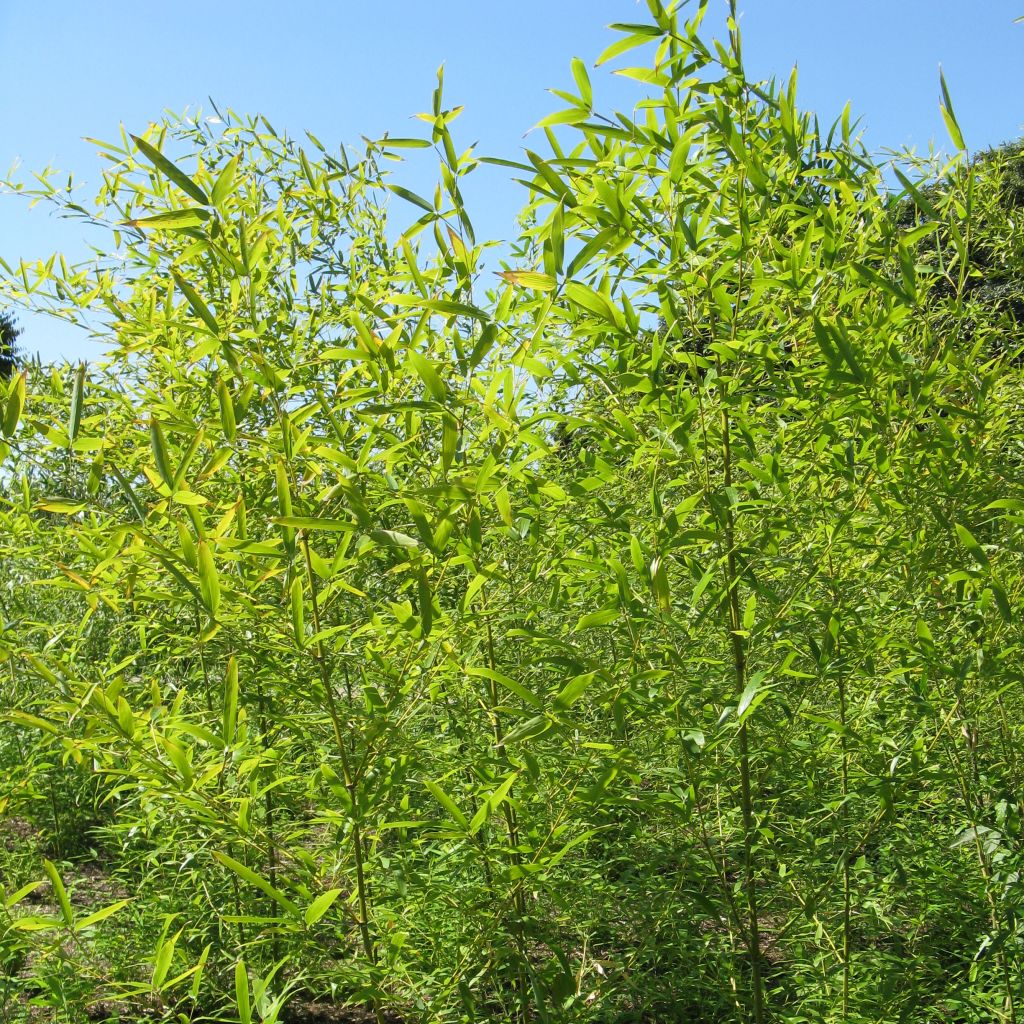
[{"left": 2, "top": 0, "right": 1022, "bottom": 363}]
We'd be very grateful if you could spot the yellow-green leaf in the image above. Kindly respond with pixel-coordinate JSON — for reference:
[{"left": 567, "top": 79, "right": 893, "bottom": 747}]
[
  {"left": 42, "top": 860, "right": 74, "bottom": 929},
  {"left": 68, "top": 362, "right": 85, "bottom": 443},
  {"left": 131, "top": 134, "right": 210, "bottom": 205},
  {"left": 303, "top": 888, "right": 343, "bottom": 927},
  {"left": 197, "top": 540, "right": 220, "bottom": 615},
  {"left": 125, "top": 208, "right": 210, "bottom": 230},
  {"left": 172, "top": 271, "right": 219, "bottom": 336},
  {"left": 217, "top": 380, "right": 236, "bottom": 441},
  {"left": 2, "top": 371, "right": 25, "bottom": 438},
  {"left": 498, "top": 270, "right": 557, "bottom": 292},
  {"left": 290, "top": 576, "right": 304, "bottom": 647}
]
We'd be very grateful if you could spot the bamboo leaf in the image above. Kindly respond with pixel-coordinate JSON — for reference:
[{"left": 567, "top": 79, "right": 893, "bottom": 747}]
[
  {"left": 387, "top": 183, "right": 435, "bottom": 214},
  {"left": 235, "top": 961, "right": 252, "bottom": 1024},
  {"left": 408, "top": 349, "right": 447, "bottom": 401},
  {"left": 131, "top": 134, "right": 210, "bottom": 205},
  {"left": 467, "top": 666, "right": 543, "bottom": 708},
  {"left": 499, "top": 270, "right": 557, "bottom": 292},
  {"left": 938, "top": 68, "right": 966, "bottom": 151},
  {"left": 2, "top": 371, "right": 25, "bottom": 438},
  {"left": 211, "top": 154, "right": 240, "bottom": 208},
  {"left": 554, "top": 672, "right": 597, "bottom": 710},
  {"left": 217, "top": 380, "right": 236, "bottom": 441},
  {"left": 273, "top": 516, "right": 354, "bottom": 532},
  {"left": 150, "top": 418, "right": 175, "bottom": 487},
  {"left": 197, "top": 540, "right": 220, "bottom": 616},
  {"left": 68, "top": 362, "right": 85, "bottom": 443},
  {"left": 304, "top": 888, "right": 343, "bottom": 927},
  {"left": 213, "top": 852, "right": 299, "bottom": 916},
  {"left": 955, "top": 523, "right": 989, "bottom": 569},
  {"left": 223, "top": 655, "right": 238, "bottom": 746},
  {"left": 499, "top": 714, "right": 552, "bottom": 746},
  {"left": 35, "top": 498, "right": 87, "bottom": 514},
  {"left": 42, "top": 860, "right": 74, "bottom": 929},
  {"left": 575, "top": 608, "right": 619, "bottom": 630},
  {"left": 571, "top": 56, "right": 592, "bottom": 107},
  {"left": 125, "top": 208, "right": 210, "bottom": 230},
  {"left": 423, "top": 779, "right": 469, "bottom": 829},
  {"left": 290, "top": 576, "right": 305, "bottom": 647},
  {"left": 172, "top": 271, "right": 219, "bottom": 335}
]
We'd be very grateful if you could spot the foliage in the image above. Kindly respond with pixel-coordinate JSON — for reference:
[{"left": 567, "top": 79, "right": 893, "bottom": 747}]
[
  {"left": 2, "top": 2, "right": 1024, "bottom": 1023},
  {"left": 0, "top": 311, "right": 21, "bottom": 380}
]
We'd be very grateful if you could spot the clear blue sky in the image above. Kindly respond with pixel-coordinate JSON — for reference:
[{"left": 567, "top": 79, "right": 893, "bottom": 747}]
[{"left": 2, "top": 0, "right": 1021, "bottom": 363}]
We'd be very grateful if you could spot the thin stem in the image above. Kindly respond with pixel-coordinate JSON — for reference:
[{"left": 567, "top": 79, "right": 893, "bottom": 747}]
[{"left": 299, "top": 533, "right": 382, "bottom": 1024}]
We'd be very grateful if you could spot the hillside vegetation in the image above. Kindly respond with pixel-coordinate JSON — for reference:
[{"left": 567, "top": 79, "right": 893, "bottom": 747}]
[{"left": 2, "top": 2, "right": 1024, "bottom": 1022}]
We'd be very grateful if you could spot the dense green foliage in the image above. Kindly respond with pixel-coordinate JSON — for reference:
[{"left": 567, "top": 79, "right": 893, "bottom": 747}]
[
  {"left": 0, "top": 312, "right": 21, "bottom": 380},
  {"left": 2, "top": 3, "right": 1024, "bottom": 1022}
]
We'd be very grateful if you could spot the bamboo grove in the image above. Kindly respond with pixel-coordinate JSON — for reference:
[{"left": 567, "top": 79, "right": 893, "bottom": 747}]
[{"left": 2, "top": 2, "right": 1024, "bottom": 1021}]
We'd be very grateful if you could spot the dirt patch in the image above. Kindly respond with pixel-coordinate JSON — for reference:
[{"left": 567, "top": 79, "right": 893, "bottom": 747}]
[
  {"left": 283, "top": 1001, "right": 403, "bottom": 1024},
  {"left": 85, "top": 996, "right": 164, "bottom": 1022},
  {"left": 77, "top": 997, "right": 403, "bottom": 1024},
  {"left": 0, "top": 814, "right": 36, "bottom": 851}
]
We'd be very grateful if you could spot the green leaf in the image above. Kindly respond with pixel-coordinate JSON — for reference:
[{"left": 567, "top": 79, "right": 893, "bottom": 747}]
[
  {"left": 290, "top": 576, "right": 305, "bottom": 647},
  {"left": 4, "top": 881, "right": 44, "bottom": 909},
  {"left": 172, "top": 490, "right": 208, "bottom": 506},
  {"left": 565, "top": 281, "right": 619, "bottom": 325},
  {"left": 499, "top": 714, "right": 553, "bottom": 746},
  {"left": 197, "top": 540, "right": 220, "bottom": 616},
  {"left": 304, "top": 888, "right": 343, "bottom": 927},
  {"left": 275, "top": 459, "right": 293, "bottom": 517},
  {"left": 408, "top": 350, "right": 447, "bottom": 401},
  {"left": 423, "top": 779, "right": 469, "bottom": 829},
  {"left": 533, "top": 107, "right": 589, "bottom": 129},
  {"left": 370, "top": 529, "right": 420, "bottom": 550},
  {"left": 125, "top": 208, "right": 210, "bottom": 230},
  {"left": 554, "top": 672, "right": 597, "bottom": 710},
  {"left": 190, "top": 945, "right": 211, "bottom": 1001},
  {"left": 651, "top": 556, "right": 671, "bottom": 613},
  {"left": 217, "top": 380, "right": 236, "bottom": 441},
  {"left": 387, "top": 183, "right": 435, "bottom": 214},
  {"left": 893, "top": 168, "right": 940, "bottom": 220},
  {"left": 668, "top": 135, "right": 691, "bottom": 182},
  {"left": 2, "top": 371, "right": 25, "bottom": 438},
  {"left": 152, "top": 927, "right": 182, "bottom": 987},
  {"left": 211, "top": 154, "right": 239, "bottom": 208},
  {"left": 442, "top": 412, "right": 457, "bottom": 473},
  {"left": 388, "top": 294, "right": 489, "bottom": 323},
  {"left": 467, "top": 666, "right": 543, "bottom": 708},
  {"left": 131, "top": 134, "right": 210, "bottom": 205},
  {"left": 68, "top": 363, "right": 85, "bottom": 443},
  {"left": 498, "top": 270, "right": 558, "bottom": 292},
  {"left": 172, "top": 271, "right": 219, "bottom": 335},
  {"left": 575, "top": 607, "right": 619, "bottom": 630},
  {"left": 938, "top": 68, "right": 966, "bottom": 151},
  {"left": 235, "top": 961, "right": 252, "bottom": 1024},
  {"left": 35, "top": 498, "right": 87, "bottom": 515},
  {"left": 737, "top": 677, "right": 771, "bottom": 723},
  {"left": 495, "top": 486, "right": 513, "bottom": 526},
  {"left": 595, "top": 31, "right": 655, "bottom": 67},
  {"left": 954, "top": 523, "right": 989, "bottom": 569},
  {"left": 42, "top": 860, "right": 73, "bottom": 929},
  {"left": 223, "top": 656, "right": 238, "bottom": 746},
  {"left": 571, "top": 57, "right": 593, "bottom": 107},
  {"left": 213, "top": 852, "right": 299, "bottom": 916},
  {"left": 149, "top": 419, "right": 174, "bottom": 485},
  {"left": 273, "top": 516, "right": 354, "bottom": 532},
  {"left": 990, "top": 582, "right": 1013, "bottom": 623},
  {"left": 77, "top": 901, "right": 130, "bottom": 933}
]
